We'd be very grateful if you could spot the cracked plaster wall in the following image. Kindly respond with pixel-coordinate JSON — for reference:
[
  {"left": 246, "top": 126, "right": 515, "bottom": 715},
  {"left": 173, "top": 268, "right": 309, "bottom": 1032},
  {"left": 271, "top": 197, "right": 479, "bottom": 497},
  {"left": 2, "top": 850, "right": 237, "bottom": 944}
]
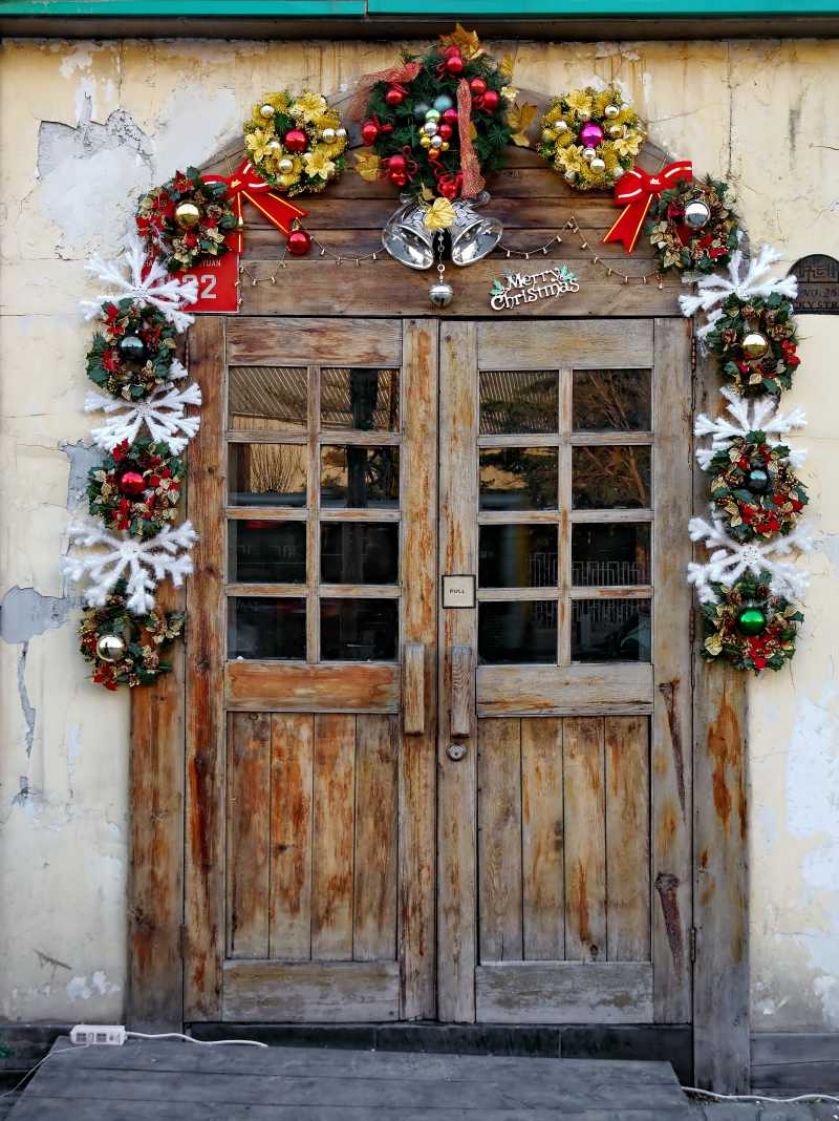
[{"left": 0, "top": 35, "right": 837, "bottom": 1029}]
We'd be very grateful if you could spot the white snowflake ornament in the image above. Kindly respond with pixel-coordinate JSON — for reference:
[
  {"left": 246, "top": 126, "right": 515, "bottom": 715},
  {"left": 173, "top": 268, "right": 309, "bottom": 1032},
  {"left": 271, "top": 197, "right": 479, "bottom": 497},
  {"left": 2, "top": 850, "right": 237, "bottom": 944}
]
[
  {"left": 85, "top": 371, "right": 202, "bottom": 455},
  {"left": 81, "top": 232, "right": 199, "bottom": 332},
  {"left": 694, "top": 385, "right": 808, "bottom": 469},
  {"left": 687, "top": 514, "right": 813, "bottom": 604},
  {"left": 63, "top": 520, "right": 198, "bottom": 615},
  {"left": 679, "top": 244, "right": 799, "bottom": 341}
]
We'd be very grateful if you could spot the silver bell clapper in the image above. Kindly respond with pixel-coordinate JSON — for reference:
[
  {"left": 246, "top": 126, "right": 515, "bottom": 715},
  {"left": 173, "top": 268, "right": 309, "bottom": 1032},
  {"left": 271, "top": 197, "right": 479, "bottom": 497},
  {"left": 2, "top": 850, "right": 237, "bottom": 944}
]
[{"left": 429, "top": 263, "right": 454, "bottom": 308}]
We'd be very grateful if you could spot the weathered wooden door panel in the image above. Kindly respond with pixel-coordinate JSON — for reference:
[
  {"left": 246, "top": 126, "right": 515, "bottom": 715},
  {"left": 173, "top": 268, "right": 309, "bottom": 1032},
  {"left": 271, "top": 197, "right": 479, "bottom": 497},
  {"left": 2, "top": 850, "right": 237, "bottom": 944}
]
[
  {"left": 185, "top": 316, "right": 437, "bottom": 1022},
  {"left": 438, "top": 318, "right": 693, "bottom": 1026}
]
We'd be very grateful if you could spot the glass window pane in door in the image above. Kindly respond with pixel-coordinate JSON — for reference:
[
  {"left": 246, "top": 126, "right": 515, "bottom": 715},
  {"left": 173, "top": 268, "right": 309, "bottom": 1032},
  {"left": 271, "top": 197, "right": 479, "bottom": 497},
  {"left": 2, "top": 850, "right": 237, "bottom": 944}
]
[
  {"left": 571, "top": 599, "right": 651, "bottom": 662},
  {"left": 321, "top": 368, "right": 400, "bottom": 431},
  {"left": 321, "top": 523, "right": 399, "bottom": 585},
  {"left": 229, "top": 367, "right": 308, "bottom": 432},
  {"left": 479, "top": 525, "right": 558, "bottom": 588},
  {"left": 572, "top": 524, "right": 651, "bottom": 586},
  {"left": 228, "top": 597, "right": 306, "bottom": 660},
  {"left": 572, "top": 446, "right": 651, "bottom": 509},
  {"left": 572, "top": 369, "right": 651, "bottom": 431},
  {"left": 479, "top": 447, "right": 558, "bottom": 510},
  {"left": 478, "top": 601, "right": 557, "bottom": 664},
  {"left": 228, "top": 444, "right": 307, "bottom": 507},
  {"left": 229, "top": 521, "right": 306, "bottom": 584},
  {"left": 320, "top": 598, "right": 398, "bottom": 661},
  {"left": 480, "top": 370, "right": 558, "bottom": 434},
  {"left": 321, "top": 446, "right": 399, "bottom": 508}
]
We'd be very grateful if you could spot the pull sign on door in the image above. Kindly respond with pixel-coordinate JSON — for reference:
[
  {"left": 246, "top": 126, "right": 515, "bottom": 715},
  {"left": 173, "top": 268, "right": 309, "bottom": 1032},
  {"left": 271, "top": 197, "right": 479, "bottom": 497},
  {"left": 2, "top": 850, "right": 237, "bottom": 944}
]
[{"left": 442, "top": 575, "right": 476, "bottom": 609}]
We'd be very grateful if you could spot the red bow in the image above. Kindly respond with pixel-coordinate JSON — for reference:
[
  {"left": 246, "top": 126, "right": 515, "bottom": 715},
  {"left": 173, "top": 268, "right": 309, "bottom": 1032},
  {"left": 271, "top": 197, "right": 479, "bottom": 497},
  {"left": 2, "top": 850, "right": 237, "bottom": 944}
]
[
  {"left": 209, "top": 159, "right": 308, "bottom": 251},
  {"left": 602, "top": 161, "right": 693, "bottom": 253}
]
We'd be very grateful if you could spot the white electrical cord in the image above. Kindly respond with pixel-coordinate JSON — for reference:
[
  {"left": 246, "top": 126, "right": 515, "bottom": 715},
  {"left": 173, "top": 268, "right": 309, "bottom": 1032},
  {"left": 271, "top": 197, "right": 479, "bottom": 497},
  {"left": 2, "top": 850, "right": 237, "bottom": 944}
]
[
  {"left": 685, "top": 1086, "right": 839, "bottom": 1105},
  {"left": 126, "top": 1031, "right": 267, "bottom": 1048}
]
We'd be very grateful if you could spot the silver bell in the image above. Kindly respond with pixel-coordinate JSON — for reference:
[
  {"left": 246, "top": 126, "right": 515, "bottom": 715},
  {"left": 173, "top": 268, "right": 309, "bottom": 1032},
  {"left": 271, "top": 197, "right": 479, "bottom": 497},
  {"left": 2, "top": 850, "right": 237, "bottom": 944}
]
[
  {"left": 382, "top": 199, "right": 503, "bottom": 271},
  {"left": 429, "top": 277, "right": 454, "bottom": 308},
  {"left": 450, "top": 201, "right": 503, "bottom": 266},
  {"left": 382, "top": 204, "right": 435, "bottom": 269}
]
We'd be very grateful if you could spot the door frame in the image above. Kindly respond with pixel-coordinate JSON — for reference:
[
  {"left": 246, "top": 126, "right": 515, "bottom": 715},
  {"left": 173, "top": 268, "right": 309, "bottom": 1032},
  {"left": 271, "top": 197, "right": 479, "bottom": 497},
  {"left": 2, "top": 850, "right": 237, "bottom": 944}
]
[{"left": 125, "top": 312, "right": 748, "bottom": 1093}]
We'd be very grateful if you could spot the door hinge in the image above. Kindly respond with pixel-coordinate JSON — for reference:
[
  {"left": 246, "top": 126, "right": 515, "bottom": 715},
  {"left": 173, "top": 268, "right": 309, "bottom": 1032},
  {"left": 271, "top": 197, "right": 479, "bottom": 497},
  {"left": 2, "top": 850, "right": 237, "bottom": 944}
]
[{"left": 689, "top": 926, "right": 698, "bottom": 963}]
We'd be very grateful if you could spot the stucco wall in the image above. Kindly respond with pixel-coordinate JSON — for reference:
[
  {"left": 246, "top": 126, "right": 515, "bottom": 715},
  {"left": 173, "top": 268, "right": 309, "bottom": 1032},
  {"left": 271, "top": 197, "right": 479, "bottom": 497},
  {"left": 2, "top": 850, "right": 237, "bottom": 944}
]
[{"left": 0, "top": 35, "right": 837, "bottom": 1030}]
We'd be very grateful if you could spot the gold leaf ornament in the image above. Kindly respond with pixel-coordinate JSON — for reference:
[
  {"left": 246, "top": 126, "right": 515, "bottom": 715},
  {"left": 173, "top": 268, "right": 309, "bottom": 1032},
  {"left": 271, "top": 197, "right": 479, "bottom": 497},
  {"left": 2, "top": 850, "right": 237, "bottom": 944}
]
[
  {"left": 423, "top": 197, "right": 457, "bottom": 231},
  {"left": 508, "top": 102, "right": 538, "bottom": 148},
  {"left": 354, "top": 151, "right": 382, "bottom": 182},
  {"left": 439, "top": 23, "right": 483, "bottom": 60}
]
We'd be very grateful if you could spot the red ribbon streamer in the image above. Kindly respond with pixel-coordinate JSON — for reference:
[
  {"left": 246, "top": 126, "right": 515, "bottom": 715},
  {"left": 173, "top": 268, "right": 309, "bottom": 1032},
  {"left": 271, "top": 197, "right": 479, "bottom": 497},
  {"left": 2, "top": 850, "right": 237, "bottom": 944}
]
[
  {"left": 217, "top": 159, "right": 308, "bottom": 248},
  {"left": 602, "top": 161, "right": 693, "bottom": 253},
  {"left": 457, "top": 78, "right": 484, "bottom": 200},
  {"left": 348, "top": 60, "right": 423, "bottom": 120}
]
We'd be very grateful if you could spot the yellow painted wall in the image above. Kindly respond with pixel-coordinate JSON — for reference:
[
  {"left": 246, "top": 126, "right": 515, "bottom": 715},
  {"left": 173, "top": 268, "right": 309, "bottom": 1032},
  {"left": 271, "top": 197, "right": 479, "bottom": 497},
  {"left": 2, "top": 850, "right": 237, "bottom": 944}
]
[{"left": 0, "top": 35, "right": 837, "bottom": 1029}]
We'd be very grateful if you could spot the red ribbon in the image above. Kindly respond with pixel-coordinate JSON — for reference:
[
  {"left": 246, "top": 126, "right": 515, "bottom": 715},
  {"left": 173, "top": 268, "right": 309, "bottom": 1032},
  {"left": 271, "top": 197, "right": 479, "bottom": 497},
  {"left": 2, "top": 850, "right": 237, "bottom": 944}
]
[
  {"left": 602, "top": 161, "right": 693, "bottom": 253},
  {"left": 209, "top": 159, "right": 308, "bottom": 251},
  {"left": 457, "top": 78, "right": 484, "bottom": 200},
  {"left": 349, "top": 60, "right": 422, "bottom": 119}
]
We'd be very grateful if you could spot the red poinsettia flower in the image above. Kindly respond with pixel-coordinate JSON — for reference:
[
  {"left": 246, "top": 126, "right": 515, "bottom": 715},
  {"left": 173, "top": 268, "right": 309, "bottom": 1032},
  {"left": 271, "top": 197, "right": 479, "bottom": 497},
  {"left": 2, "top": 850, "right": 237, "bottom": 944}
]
[
  {"left": 172, "top": 172, "right": 194, "bottom": 194},
  {"left": 791, "top": 498, "right": 804, "bottom": 512},
  {"left": 102, "top": 349, "right": 120, "bottom": 372},
  {"left": 781, "top": 340, "right": 800, "bottom": 367},
  {"left": 708, "top": 246, "right": 728, "bottom": 259},
  {"left": 182, "top": 232, "right": 199, "bottom": 249},
  {"left": 112, "top": 441, "right": 130, "bottom": 463}
]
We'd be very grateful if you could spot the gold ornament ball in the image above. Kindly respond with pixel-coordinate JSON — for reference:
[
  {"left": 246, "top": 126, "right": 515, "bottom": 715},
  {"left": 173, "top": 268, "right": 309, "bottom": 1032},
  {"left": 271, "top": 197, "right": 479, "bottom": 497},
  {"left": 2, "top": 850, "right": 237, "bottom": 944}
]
[
  {"left": 604, "top": 104, "right": 620, "bottom": 119},
  {"left": 322, "top": 127, "right": 336, "bottom": 143},
  {"left": 278, "top": 172, "right": 297, "bottom": 188},
  {"left": 590, "top": 157, "right": 606, "bottom": 172},
  {"left": 335, "top": 126, "right": 347, "bottom": 139},
  {"left": 267, "top": 139, "right": 282, "bottom": 152},
  {"left": 96, "top": 632, "right": 127, "bottom": 664},
  {"left": 174, "top": 201, "right": 201, "bottom": 229},
  {"left": 440, "top": 141, "right": 450, "bottom": 152},
  {"left": 420, "top": 135, "right": 432, "bottom": 149},
  {"left": 742, "top": 331, "right": 770, "bottom": 360},
  {"left": 260, "top": 103, "right": 275, "bottom": 119},
  {"left": 608, "top": 124, "right": 624, "bottom": 139},
  {"left": 278, "top": 157, "right": 294, "bottom": 173}
]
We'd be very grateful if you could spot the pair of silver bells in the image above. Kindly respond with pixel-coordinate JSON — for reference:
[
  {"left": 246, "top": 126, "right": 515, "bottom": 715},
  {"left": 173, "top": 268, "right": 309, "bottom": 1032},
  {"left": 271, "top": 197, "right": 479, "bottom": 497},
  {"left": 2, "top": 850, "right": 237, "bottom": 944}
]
[{"left": 382, "top": 197, "right": 503, "bottom": 270}]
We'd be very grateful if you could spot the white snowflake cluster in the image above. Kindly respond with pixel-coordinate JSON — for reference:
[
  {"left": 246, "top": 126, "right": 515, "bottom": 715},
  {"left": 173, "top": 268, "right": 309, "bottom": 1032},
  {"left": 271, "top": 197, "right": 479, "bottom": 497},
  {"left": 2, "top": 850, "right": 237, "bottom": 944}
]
[
  {"left": 687, "top": 515, "right": 813, "bottom": 604},
  {"left": 85, "top": 369, "right": 202, "bottom": 455},
  {"left": 694, "top": 385, "right": 808, "bottom": 470}
]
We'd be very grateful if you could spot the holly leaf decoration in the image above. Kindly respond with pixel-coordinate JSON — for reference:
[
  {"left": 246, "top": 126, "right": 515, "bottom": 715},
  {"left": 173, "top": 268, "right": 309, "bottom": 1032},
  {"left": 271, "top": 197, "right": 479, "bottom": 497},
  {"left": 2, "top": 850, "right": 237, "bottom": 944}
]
[
  {"left": 507, "top": 102, "right": 538, "bottom": 148},
  {"left": 490, "top": 278, "right": 506, "bottom": 297},
  {"left": 354, "top": 151, "right": 381, "bottom": 183}
]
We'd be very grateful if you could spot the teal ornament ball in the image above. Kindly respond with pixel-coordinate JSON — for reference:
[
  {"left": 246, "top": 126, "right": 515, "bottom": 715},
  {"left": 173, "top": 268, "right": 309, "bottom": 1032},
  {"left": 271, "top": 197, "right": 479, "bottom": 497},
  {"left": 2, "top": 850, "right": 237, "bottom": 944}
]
[
  {"left": 747, "top": 466, "right": 770, "bottom": 494},
  {"left": 433, "top": 94, "right": 454, "bottom": 112}
]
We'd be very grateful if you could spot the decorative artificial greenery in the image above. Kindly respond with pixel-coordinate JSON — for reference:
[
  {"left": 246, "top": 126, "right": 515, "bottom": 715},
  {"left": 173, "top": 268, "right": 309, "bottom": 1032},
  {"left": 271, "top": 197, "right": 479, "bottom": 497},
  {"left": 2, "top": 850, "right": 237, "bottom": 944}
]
[
  {"left": 537, "top": 85, "right": 645, "bottom": 191},
  {"left": 706, "top": 436, "right": 808, "bottom": 542},
  {"left": 136, "top": 166, "right": 238, "bottom": 273},
  {"left": 86, "top": 299, "right": 179, "bottom": 401},
  {"left": 87, "top": 438, "right": 183, "bottom": 539},
  {"left": 244, "top": 90, "right": 347, "bottom": 196},
  {"left": 79, "top": 581, "right": 184, "bottom": 690},
  {"left": 701, "top": 574, "right": 803, "bottom": 674},
  {"left": 647, "top": 175, "right": 740, "bottom": 273},
  {"left": 704, "top": 292, "right": 800, "bottom": 397}
]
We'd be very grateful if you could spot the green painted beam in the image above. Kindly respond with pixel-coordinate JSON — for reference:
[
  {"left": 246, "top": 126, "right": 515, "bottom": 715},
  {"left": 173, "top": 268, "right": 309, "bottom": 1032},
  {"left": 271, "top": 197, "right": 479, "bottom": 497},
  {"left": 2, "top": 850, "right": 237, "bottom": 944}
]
[
  {"left": 371, "top": 0, "right": 839, "bottom": 12},
  {"left": 0, "top": 1, "right": 366, "bottom": 14}
]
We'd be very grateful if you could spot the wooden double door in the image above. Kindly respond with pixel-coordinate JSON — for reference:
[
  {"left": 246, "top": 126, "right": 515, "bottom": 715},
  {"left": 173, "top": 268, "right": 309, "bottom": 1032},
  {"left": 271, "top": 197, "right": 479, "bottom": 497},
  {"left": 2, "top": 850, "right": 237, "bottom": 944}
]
[{"left": 184, "top": 314, "right": 693, "bottom": 1028}]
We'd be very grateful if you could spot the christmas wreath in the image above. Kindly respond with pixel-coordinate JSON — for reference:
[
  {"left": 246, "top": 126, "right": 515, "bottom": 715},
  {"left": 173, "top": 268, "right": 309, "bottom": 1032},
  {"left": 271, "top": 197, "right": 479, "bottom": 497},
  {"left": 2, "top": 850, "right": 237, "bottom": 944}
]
[
  {"left": 647, "top": 175, "right": 740, "bottom": 273},
  {"left": 704, "top": 292, "right": 800, "bottom": 397},
  {"left": 88, "top": 438, "right": 183, "bottom": 538},
  {"left": 136, "top": 167, "right": 238, "bottom": 273},
  {"left": 244, "top": 90, "right": 347, "bottom": 195},
  {"left": 701, "top": 574, "right": 803, "bottom": 674},
  {"left": 86, "top": 299, "right": 179, "bottom": 401},
  {"left": 537, "top": 85, "right": 645, "bottom": 190},
  {"left": 80, "top": 582, "right": 185, "bottom": 690},
  {"left": 356, "top": 26, "right": 513, "bottom": 199},
  {"left": 707, "top": 436, "right": 808, "bottom": 542}
]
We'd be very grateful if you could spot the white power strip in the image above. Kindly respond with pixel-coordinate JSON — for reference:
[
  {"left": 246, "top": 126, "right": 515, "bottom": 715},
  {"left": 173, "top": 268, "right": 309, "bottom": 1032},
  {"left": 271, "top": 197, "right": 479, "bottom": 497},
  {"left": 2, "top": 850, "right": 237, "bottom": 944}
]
[{"left": 70, "top": 1024, "right": 127, "bottom": 1046}]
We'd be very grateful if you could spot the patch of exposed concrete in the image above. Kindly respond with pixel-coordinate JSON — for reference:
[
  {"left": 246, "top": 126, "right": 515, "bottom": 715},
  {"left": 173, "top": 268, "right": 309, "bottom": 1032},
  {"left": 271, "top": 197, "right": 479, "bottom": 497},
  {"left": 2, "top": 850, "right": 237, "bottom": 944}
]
[
  {"left": 61, "top": 439, "right": 102, "bottom": 510},
  {"left": 0, "top": 587, "right": 71, "bottom": 644}
]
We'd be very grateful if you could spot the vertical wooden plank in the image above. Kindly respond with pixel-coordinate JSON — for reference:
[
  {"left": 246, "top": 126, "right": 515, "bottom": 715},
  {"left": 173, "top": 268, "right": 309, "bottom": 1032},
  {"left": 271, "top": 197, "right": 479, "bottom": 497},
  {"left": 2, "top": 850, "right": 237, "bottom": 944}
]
[
  {"left": 521, "top": 717, "right": 564, "bottom": 961},
  {"left": 400, "top": 319, "right": 438, "bottom": 1019},
  {"left": 185, "top": 315, "right": 226, "bottom": 1020},
  {"left": 269, "top": 713, "right": 314, "bottom": 961},
  {"left": 605, "top": 716, "right": 651, "bottom": 961},
  {"left": 438, "top": 320, "right": 478, "bottom": 1021},
  {"left": 563, "top": 717, "right": 607, "bottom": 962},
  {"left": 450, "top": 644, "right": 474, "bottom": 738},
  {"left": 227, "top": 713, "right": 271, "bottom": 959},
  {"left": 652, "top": 318, "right": 694, "bottom": 1024},
  {"left": 478, "top": 719, "right": 523, "bottom": 962},
  {"left": 353, "top": 715, "right": 398, "bottom": 961},
  {"left": 127, "top": 579, "right": 184, "bottom": 1031},
  {"left": 558, "top": 368, "right": 573, "bottom": 666},
  {"left": 692, "top": 346, "right": 750, "bottom": 1092},
  {"left": 311, "top": 713, "right": 356, "bottom": 961},
  {"left": 402, "top": 643, "right": 425, "bottom": 735},
  {"left": 306, "top": 364, "right": 320, "bottom": 664}
]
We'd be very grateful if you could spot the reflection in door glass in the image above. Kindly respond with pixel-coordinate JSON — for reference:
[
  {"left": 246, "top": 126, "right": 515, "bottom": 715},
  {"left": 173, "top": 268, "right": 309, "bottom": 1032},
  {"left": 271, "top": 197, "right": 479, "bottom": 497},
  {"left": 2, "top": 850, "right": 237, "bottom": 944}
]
[
  {"left": 228, "top": 597, "right": 306, "bottom": 660},
  {"left": 229, "top": 521, "right": 306, "bottom": 584},
  {"left": 572, "top": 369, "right": 651, "bottom": 431},
  {"left": 479, "top": 525, "right": 558, "bottom": 588},
  {"left": 321, "top": 368, "right": 400, "bottom": 431},
  {"left": 478, "top": 601, "right": 557, "bottom": 664},
  {"left": 480, "top": 371, "right": 558, "bottom": 433},
  {"left": 321, "top": 598, "right": 398, "bottom": 661},
  {"left": 321, "top": 446, "right": 399, "bottom": 508},
  {"left": 228, "top": 443, "right": 307, "bottom": 507},
  {"left": 572, "top": 446, "right": 651, "bottom": 509},
  {"left": 321, "top": 523, "right": 399, "bottom": 585},
  {"left": 229, "top": 366, "right": 308, "bottom": 431},
  {"left": 572, "top": 599, "right": 651, "bottom": 662},
  {"left": 572, "top": 524, "right": 650, "bottom": 586},
  {"left": 479, "top": 447, "right": 558, "bottom": 510}
]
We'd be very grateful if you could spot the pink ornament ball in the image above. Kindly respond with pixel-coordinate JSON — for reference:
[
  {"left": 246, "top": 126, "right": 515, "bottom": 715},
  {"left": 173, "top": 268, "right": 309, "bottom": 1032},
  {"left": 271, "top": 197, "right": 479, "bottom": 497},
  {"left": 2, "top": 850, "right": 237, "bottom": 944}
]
[{"left": 579, "top": 121, "right": 604, "bottom": 148}]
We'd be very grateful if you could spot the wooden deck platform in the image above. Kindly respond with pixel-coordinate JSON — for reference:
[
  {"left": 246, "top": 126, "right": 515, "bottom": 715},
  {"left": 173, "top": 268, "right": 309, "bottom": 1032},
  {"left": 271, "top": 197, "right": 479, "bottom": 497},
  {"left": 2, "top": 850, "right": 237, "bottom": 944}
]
[{"left": 8, "top": 1037, "right": 698, "bottom": 1120}]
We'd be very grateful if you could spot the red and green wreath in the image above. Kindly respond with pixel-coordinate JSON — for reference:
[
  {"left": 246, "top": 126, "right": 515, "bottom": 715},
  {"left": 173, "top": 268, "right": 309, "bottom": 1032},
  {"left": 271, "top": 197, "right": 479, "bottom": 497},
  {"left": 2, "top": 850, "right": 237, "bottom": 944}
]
[
  {"left": 88, "top": 438, "right": 183, "bottom": 538},
  {"left": 357, "top": 26, "right": 512, "bottom": 199},
  {"left": 136, "top": 166, "right": 238, "bottom": 273},
  {"left": 80, "top": 582, "right": 184, "bottom": 690},
  {"left": 704, "top": 293, "right": 800, "bottom": 397},
  {"left": 701, "top": 575, "right": 803, "bottom": 674},
  {"left": 707, "top": 437, "right": 808, "bottom": 542},
  {"left": 86, "top": 299, "right": 179, "bottom": 401},
  {"left": 647, "top": 175, "right": 740, "bottom": 274}
]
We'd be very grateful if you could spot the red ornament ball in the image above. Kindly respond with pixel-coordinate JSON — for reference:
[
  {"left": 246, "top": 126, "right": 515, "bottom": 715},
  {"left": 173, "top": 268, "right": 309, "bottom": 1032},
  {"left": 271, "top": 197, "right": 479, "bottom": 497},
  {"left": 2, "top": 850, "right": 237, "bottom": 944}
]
[
  {"left": 284, "top": 128, "right": 308, "bottom": 153},
  {"left": 442, "top": 45, "right": 461, "bottom": 58},
  {"left": 389, "top": 171, "right": 408, "bottom": 188},
  {"left": 439, "top": 180, "right": 459, "bottom": 200},
  {"left": 287, "top": 228, "right": 312, "bottom": 256},
  {"left": 444, "top": 54, "right": 464, "bottom": 76},
  {"left": 385, "top": 86, "right": 405, "bottom": 106},
  {"left": 469, "top": 77, "right": 487, "bottom": 96},
  {"left": 119, "top": 471, "right": 146, "bottom": 497},
  {"left": 481, "top": 89, "right": 500, "bottom": 112},
  {"left": 388, "top": 154, "right": 407, "bottom": 172},
  {"left": 438, "top": 123, "right": 453, "bottom": 141},
  {"left": 361, "top": 120, "right": 379, "bottom": 145},
  {"left": 442, "top": 107, "right": 459, "bottom": 125}
]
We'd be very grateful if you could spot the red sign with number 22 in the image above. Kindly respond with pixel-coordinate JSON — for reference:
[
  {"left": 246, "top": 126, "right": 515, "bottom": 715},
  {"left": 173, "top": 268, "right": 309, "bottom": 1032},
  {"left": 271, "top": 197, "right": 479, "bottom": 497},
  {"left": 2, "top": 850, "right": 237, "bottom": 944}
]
[{"left": 181, "top": 250, "right": 240, "bottom": 314}]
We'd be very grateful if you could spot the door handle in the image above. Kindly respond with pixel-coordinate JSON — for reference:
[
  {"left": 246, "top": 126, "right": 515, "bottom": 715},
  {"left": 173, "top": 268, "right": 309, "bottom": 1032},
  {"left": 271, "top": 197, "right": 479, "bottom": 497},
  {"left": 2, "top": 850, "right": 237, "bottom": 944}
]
[
  {"left": 403, "top": 643, "right": 425, "bottom": 734},
  {"left": 450, "top": 644, "right": 474, "bottom": 738}
]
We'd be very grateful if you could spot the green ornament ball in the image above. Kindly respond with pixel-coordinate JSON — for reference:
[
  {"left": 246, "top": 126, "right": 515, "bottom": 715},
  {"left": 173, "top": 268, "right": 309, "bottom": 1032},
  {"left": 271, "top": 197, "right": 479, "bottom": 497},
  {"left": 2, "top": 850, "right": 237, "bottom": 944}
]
[{"left": 736, "top": 605, "right": 768, "bottom": 636}]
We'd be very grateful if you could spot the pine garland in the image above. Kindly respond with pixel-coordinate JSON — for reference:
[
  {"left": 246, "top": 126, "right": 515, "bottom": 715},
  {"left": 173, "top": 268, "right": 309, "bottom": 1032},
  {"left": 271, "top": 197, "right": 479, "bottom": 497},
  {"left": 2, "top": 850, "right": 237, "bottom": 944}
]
[
  {"left": 86, "top": 299, "right": 179, "bottom": 402},
  {"left": 701, "top": 575, "right": 803, "bottom": 674},
  {"left": 647, "top": 175, "right": 739, "bottom": 273},
  {"left": 79, "top": 582, "right": 184, "bottom": 690},
  {"left": 87, "top": 438, "right": 183, "bottom": 539},
  {"left": 704, "top": 293, "right": 800, "bottom": 397}
]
